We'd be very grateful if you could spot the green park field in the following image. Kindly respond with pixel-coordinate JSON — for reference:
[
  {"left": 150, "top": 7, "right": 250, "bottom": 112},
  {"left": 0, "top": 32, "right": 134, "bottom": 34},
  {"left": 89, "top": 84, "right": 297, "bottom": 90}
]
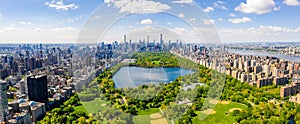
[
  {"left": 193, "top": 101, "right": 247, "bottom": 124},
  {"left": 74, "top": 98, "right": 109, "bottom": 114}
]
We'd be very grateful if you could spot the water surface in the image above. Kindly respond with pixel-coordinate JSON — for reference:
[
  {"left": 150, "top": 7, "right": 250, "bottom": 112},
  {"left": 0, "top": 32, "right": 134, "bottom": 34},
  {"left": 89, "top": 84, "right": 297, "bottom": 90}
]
[
  {"left": 113, "top": 66, "right": 194, "bottom": 88},
  {"left": 229, "top": 49, "right": 300, "bottom": 63}
]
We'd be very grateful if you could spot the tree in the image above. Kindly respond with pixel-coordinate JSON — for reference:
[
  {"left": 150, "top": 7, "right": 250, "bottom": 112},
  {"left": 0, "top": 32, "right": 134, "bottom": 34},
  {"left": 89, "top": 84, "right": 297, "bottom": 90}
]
[
  {"left": 231, "top": 110, "right": 240, "bottom": 116},
  {"left": 77, "top": 117, "right": 87, "bottom": 124}
]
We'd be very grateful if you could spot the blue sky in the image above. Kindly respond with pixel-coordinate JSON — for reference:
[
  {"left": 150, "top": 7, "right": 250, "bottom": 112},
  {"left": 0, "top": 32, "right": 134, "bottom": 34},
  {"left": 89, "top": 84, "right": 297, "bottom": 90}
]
[{"left": 0, "top": 0, "right": 300, "bottom": 43}]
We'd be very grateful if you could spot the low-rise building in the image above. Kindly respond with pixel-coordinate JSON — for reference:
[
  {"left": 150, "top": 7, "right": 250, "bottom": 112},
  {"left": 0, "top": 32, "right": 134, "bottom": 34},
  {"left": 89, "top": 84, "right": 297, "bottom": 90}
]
[
  {"left": 7, "top": 111, "right": 31, "bottom": 124},
  {"left": 30, "top": 101, "right": 46, "bottom": 122}
]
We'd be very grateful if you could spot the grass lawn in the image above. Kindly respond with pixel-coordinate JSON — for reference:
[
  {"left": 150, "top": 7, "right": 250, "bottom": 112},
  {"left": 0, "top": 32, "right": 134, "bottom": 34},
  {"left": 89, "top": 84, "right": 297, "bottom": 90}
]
[
  {"left": 192, "top": 102, "right": 247, "bottom": 124},
  {"left": 74, "top": 105, "right": 87, "bottom": 113},
  {"left": 133, "top": 115, "right": 151, "bottom": 124},
  {"left": 137, "top": 108, "right": 160, "bottom": 115},
  {"left": 75, "top": 98, "right": 109, "bottom": 114},
  {"left": 132, "top": 108, "right": 163, "bottom": 124}
]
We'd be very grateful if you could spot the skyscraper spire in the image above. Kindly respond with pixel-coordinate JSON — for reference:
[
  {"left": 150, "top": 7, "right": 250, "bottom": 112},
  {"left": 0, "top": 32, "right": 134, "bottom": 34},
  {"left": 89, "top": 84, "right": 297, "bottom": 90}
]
[
  {"left": 160, "top": 34, "right": 164, "bottom": 48},
  {"left": 160, "top": 34, "right": 163, "bottom": 44},
  {"left": 147, "top": 36, "right": 150, "bottom": 45},
  {"left": 124, "top": 35, "right": 127, "bottom": 43}
]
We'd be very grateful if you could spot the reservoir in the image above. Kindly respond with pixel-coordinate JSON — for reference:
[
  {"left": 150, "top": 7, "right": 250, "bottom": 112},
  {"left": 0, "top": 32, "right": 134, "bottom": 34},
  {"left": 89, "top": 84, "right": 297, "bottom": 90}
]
[{"left": 113, "top": 66, "right": 194, "bottom": 88}]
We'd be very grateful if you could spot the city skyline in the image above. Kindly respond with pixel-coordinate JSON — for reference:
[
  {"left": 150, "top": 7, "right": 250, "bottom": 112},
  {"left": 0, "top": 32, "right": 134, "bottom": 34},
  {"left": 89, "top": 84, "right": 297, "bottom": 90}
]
[
  {"left": 1, "top": 38, "right": 300, "bottom": 123},
  {"left": 0, "top": 0, "right": 299, "bottom": 43},
  {"left": 1, "top": 1, "right": 300, "bottom": 123}
]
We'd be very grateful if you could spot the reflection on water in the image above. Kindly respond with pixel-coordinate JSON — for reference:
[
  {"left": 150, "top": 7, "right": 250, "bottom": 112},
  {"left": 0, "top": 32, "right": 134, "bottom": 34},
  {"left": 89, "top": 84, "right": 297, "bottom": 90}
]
[{"left": 113, "top": 66, "right": 194, "bottom": 88}]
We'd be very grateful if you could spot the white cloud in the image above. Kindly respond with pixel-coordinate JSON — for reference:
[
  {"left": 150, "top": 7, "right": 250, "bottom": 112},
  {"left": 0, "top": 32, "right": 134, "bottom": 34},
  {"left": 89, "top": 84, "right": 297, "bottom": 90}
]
[
  {"left": 140, "top": 19, "right": 153, "bottom": 25},
  {"left": 229, "top": 13, "right": 236, "bottom": 17},
  {"left": 45, "top": 0, "right": 78, "bottom": 11},
  {"left": 218, "top": 18, "right": 223, "bottom": 21},
  {"left": 218, "top": 26, "right": 300, "bottom": 42},
  {"left": 172, "top": 0, "right": 193, "bottom": 4},
  {"left": 214, "top": 1, "right": 228, "bottom": 10},
  {"left": 66, "top": 15, "right": 82, "bottom": 23},
  {"left": 66, "top": 19, "right": 75, "bottom": 23},
  {"left": 92, "top": 15, "right": 102, "bottom": 20},
  {"left": 52, "top": 27, "right": 75, "bottom": 32},
  {"left": 125, "top": 26, "right": 182, "bottom": 42},
  {"left": 104, "top": 0, "right": 171, "bottom": 14},
  {"left": 258, "top": 25, "right": 297, "bottom": 33},
  {"left": 229, "top": 17, "right": 252, "bottom": 24},
  {"left": 34, "top": 27, "right": 44, "bottom": 32},
  {"left": 0, "top": 26, "right": 77, "bottom": 43},
  {"left": 234, "top": 0, "right": 276, "bottom": 14},
  {"left": 167, "top": 22, "right": 172, "bottom": 25},
  {"left": 178, "top": 13, "right": 185, "bottom": 18},
  {"left": 283, "top": 0, "right": 300, "bottom": 6},
  {"left": 215, "top": 1, "right": 225, "bottom": 5},
  {"left": 203, "top": 6, "right": 214, "bottom": 13},
  {"left": 273, "top": 6, "right": 281, "bottom": 11},
  {"left": 189, "top": 18, "right": 196, "bottom": 22},
  {"left": 170, "top": 27, "right": 206, "bottom": 42},
  {"left": 0, "top": 27, "right": 17, "bottom": 32},
  {"left": 55, "top": 15, "right": 82, "bottom": 25},
  {"left": 56, "top": 20, "right": 64, "bottom": 25},
  {"left": 19, "top": 21, "right": 32, "bottom": 25},
  {"left": 171, "top": 27, "right": 187, "bottom": 34},
  {"left": 203, "top": 19, "right": 215, "bottom": 25}
]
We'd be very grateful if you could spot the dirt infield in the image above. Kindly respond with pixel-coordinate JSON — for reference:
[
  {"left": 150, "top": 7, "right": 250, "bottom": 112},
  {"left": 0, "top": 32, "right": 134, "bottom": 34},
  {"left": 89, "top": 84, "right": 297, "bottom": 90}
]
[
  {"left": 202, "top": 109, "right": 216, "bottom": 115},
  {"left": 229, "top": 108, "right": 242, "bottom": 112},
  {"left": 209, "top": 100, "right": 220, "bottom": 104},
  {"left": 150, "top": 113, "right": 163, "bottom": 119},
  {"left": 220, "top": 101, "right": 230, "bottom": 104},
  {"left": 151, "top": 118, "right": 168, "bottom": 124}
]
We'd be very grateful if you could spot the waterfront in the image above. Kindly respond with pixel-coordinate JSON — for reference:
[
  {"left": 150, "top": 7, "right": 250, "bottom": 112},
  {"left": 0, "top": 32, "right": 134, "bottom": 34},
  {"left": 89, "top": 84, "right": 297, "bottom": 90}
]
[
  {"left": 229, "top": 49, "right": 300, "bottom": 63},
  {"left": 113, "top": 66, "right": 194, "bottom": 88}
]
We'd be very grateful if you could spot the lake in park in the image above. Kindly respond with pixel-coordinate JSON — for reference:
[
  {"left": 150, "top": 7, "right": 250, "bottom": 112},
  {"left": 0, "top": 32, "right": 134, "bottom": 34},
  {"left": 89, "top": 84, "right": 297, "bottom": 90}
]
[{"left": 113, "top": 66, "right": 195, "bottom": 88}]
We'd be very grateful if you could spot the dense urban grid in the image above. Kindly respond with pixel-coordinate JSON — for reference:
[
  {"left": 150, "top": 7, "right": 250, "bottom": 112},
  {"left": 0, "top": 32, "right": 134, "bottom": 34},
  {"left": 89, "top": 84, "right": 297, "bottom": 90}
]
[{"left": 0, "top": 34, "right": 300, "bottom": 123}]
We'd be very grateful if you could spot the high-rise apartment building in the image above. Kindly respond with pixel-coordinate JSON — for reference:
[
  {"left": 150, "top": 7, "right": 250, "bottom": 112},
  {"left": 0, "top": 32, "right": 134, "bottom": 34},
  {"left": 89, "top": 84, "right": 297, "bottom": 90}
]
[
  {"left": 0, "top": 80, "right": 8, "bottom": 123},
  {"left": 26, "top": 75, "right": 48, "bottom": 105}
]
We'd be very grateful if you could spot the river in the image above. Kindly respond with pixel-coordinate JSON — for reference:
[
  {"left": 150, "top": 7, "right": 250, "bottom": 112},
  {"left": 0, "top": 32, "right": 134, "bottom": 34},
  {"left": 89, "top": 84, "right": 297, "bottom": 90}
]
[{"left": 228, "top": 49, "right": 300, "bottom": 63}]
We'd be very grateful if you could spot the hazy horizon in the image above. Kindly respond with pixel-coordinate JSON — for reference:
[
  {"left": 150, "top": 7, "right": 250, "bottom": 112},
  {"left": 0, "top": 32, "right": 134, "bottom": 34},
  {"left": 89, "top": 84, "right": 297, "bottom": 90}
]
[{"left": 0, "top": 0, "right": 300, "bottom": 43}]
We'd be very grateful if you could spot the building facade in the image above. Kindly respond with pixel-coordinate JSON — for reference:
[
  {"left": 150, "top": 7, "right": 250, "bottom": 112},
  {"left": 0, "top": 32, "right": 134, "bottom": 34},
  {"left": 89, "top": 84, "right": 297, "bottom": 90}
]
[
  {"left": 0, "top": 80, "right": 8, "bottom": 123},
  {"left": 26, "top": 75, "right": 48, "bottom": 105}
]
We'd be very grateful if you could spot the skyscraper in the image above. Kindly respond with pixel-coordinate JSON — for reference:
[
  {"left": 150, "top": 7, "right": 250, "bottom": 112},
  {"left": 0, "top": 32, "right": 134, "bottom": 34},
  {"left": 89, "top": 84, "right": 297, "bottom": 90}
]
[
  {"left": 160, "top": 34, "right": 163, "bottom": 46},
  {"left": 124, "top": 35, "right": 127, "bottom": 43},
  {"left": 147, "top": 36, "right": 150, "bottom": 45},
  {"left": 0, "top": 80, "right": 8, "bottom": 123},
  {"left": 26, "top": 75, "right": 48, "bottom": 105}
]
